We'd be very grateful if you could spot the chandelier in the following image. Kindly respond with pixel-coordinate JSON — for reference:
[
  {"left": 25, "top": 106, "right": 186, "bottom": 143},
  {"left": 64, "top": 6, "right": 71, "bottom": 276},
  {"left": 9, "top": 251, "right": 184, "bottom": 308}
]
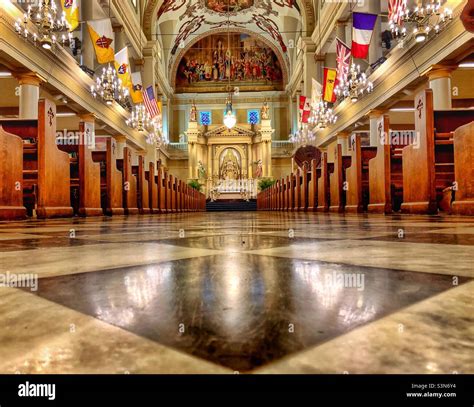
[
  {"left": 146, "top": 119, "right": 167, "bottom": 146},
  {"left": 223, "top": 96, "right": 237, "bottom": 130},
  {"left": 390, "top": 0, "right": 453, "bottom": 44},
  {"left": 126, "top": 104, "right": 152, "bottom": 132},
  {"left": 309, "top": 101, "right": 338, "bottom": 130},
  {"left": 14, "top": 0, "right": 72, "bottom": 50},
  {"left": 334, "top": 64, "right": 374, "bottom": 103},
  {"left": 90, "top": 64, "right": 129, "bottom": 106},
  {"left": 290, "top": 125, "right": 316, "bottom": 146}
]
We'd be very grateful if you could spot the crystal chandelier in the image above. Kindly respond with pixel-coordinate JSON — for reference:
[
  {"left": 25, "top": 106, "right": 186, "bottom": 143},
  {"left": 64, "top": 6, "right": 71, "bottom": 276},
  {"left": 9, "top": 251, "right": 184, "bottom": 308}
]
[
  {"left": 14, "top": 0, "right": 72, "bottom": 50},
  {"left": 390, "top": 0, "right": 453, "bottom": 44},
  {"left": 90, "top": 64, "right": 129, "bottom": 106},
  {"left": 334, "top": 64, "right": 374, "bottom": 103},
  {"left": 309, "top": 101, "right": 338, "bottom": 130},
  {"left": 146, "top": 119, "right": 167, "bottom": 146},
  {"left": 290, "top": 124, "right": 316, "bottom": 146},
  {"left": 126, "top": 104, "right": 152, "bottom": 132},
  {"left": 223, "top": 96, "right": 236, "bottom": 130}
]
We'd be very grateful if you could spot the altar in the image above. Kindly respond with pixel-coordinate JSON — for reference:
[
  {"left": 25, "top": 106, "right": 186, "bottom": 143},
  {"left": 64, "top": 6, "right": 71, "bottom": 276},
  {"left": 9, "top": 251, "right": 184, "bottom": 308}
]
[{"left": 185, "top": 106, "right": 275, "bottom": 199}]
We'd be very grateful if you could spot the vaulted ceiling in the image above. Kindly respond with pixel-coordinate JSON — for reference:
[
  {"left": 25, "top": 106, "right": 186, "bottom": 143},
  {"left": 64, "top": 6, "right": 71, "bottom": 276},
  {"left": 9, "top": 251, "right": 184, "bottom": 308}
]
[{"left": 143, "top": 0, "right": 315, "bottom": 85}]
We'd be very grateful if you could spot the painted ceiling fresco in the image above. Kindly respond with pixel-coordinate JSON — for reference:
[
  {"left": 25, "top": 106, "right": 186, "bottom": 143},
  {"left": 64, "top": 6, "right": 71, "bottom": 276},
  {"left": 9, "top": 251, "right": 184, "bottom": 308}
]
[{"left": 155, "top": 0, "right": 302, "bottom": 89}]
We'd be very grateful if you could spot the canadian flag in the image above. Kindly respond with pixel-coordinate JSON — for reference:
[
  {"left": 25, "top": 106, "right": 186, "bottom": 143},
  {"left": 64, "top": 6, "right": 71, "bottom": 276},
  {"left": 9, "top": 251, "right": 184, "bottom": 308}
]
[{"left": 299, "top": 95, "right": 311, "bottom": 123}]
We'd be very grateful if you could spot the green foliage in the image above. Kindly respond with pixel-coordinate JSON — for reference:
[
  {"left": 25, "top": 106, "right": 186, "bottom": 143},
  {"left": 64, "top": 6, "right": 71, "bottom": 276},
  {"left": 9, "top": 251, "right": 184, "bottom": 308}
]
[
  {"left": 188, "top": 179, "right": 202, "bottom": 192},
  {"left": 258, "top": 178, "right": 276, "bottom": 191}
]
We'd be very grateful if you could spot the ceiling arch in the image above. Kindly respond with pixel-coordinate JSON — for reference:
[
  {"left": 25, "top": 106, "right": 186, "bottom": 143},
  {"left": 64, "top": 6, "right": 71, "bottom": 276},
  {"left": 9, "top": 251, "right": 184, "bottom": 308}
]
[{"left": 143, "top": 0, "right": 315, "bottom": 44}]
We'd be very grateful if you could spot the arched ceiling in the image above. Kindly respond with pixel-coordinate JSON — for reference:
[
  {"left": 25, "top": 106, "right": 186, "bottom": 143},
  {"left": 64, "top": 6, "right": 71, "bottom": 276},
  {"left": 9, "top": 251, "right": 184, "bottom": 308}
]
[{"left": 143, "top": 0, "right": 315, "bottom": 85}]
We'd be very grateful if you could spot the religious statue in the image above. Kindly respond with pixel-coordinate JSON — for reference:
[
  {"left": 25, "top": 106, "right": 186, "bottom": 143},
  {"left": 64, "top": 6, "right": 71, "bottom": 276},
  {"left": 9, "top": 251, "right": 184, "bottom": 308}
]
[
  {"left": 198, "top": 160, "right": 206, "bottom": 179},
  {"left": 254, "top": 159, "right": 263, "bottom": 178},
  {"left": 220, "top": 149, "right": 240, "bottom": 180},
  {"left": 261, "top": 101, "right": 270, "bottom": 120},
  {"left": 190, "top": 102, "right": 197, "bottom": 122}
]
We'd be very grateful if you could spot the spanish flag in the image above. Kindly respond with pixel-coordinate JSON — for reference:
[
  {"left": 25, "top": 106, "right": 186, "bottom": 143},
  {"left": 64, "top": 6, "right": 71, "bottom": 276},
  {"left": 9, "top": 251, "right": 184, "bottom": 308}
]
[
  {"left": 61, "top": 0, "right": 79, "bottom": 31},
  {"left": 114, "top": 47, "right": 132, "bottom": 89},
  {"left": 323, "top": 68, "right": 338, "bottom": 103},
  {"left": 130, "top": 72, "right": 144, "bottom": 104},
  {"left": 87, "top": 19, "right": 115, "bottom": 64}
]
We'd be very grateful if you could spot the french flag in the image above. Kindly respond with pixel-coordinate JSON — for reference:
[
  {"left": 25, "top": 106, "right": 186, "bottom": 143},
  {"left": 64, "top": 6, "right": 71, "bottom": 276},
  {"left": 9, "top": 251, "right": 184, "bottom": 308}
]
[{"left": 352, "top": 12, "right": 378, "bottom": 59}]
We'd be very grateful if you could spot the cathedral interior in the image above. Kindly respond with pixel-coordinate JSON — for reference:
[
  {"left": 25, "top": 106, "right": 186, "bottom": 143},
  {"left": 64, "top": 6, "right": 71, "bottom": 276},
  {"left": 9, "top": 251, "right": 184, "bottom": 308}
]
[{"left": 0, "top": 0, "right": 473, "bottom": 399}]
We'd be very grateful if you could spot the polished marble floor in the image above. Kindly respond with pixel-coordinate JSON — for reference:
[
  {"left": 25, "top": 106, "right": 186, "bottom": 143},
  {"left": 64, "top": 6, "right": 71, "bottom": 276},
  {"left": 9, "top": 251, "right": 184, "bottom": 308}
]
[{"left": 0, "top": 212, "right": 473, "bottom": 373}]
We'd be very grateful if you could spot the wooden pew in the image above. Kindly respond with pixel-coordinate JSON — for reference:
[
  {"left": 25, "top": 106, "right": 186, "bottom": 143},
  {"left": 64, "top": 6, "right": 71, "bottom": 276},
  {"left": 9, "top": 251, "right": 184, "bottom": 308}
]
[
  {"left": 58, "top": 121, "right": 103, "bottom": 217},
  {"left": 117, "top": 147, "right": 139, "bottom": 215},
  {"left": 295, "top": 169, "right": 302, "bottom": 211},
  {"left": 135, "top": 155, "right": 150, "bottom": 215},
  {"left": 0, "top": 126, "right": 27, "bottom": 220},
  {"left": 452, "top": 122, "right": 474, "bottom": 215},
  {"left": 288, "top": 173, "right": 295, "bottom": 211},
  {"left": 329, "top": 144, "right": 352, "bottom": 213},
  {"left": 345, "top": 134, "right": 377, "bottom": 213},
  {"left": 433, "top": 110, "right": 473, "bottom": 212},
  {"left": 307, "top": 159, "right": 320, "bottom": 212},
  {"left": 401, "top": 89, "right": 438, "bottom": 214},
  {"left": 368, "top": 116, "right": 393, "bottom": 214},
  {"left": 102, "top": 138, "right": 124, "bottom": 215},
  {"left": 280, "top": 177, "right": 286, "bottom": 211},
  {"left": 146, "top": 162, "right": 159, "bottom": 214},
  {"left": 317, "top": 152, "right": 331, "bottom": 212},
  {"left": 158, "top": 166, "right": 167, "bottom": 213}
]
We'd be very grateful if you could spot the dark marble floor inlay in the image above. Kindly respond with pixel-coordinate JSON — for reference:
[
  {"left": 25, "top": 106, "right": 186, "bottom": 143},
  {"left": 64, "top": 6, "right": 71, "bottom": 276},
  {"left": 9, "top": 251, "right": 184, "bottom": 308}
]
[{"left": 30, "top": 254, "right": 464, "bottom": 371}]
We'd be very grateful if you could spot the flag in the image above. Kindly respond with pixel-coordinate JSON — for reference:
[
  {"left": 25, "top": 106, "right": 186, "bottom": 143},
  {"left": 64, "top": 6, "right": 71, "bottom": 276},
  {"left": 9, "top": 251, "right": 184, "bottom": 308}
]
[
  {"left": 311, "top": 78, "right": 322, "bottom": 108},
  {"left": 61, "top": 0, "right": 79, "bottom": 31},
  {"left": 114, "top": 47, "right": 132, "bottom": 89},
  {"left": 323, "top": 68, "right": 338, "bottom": 103},
  {"left": 130, "top": 72, "right": 144, "bottom": 104},
  {"left": 143, "top": 86, "right": 159, "bottom": 119},
  {"left": 336, "top": 38, "right": 351, "bottom": 83},
  {"left": 87, "top": 19, "right": 114, "bottom": 64},
  {"left": 299, "top": 95, "right": 311, "bottom": 124},
  {"left": 389, "top": 0, "right": 407, "bottom": 26},
  {"left": 352, "top": 12, "right": 378, "bottom": 59}
]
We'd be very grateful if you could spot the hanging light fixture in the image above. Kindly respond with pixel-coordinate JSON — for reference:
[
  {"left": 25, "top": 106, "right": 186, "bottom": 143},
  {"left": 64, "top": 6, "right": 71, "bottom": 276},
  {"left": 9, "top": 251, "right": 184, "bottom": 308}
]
[
  {"left": 224, "top": 95, "right": 237, "bottom": 129},
  {"left": 90, "top": 64, "right": 129, "bottom": 106},
  {"left": 222, "top": 8, "right": 236, "bottom": 130},
  {"left": 309, "top": 101, "right": 338, "bottom": 130},
  {"left": 126, "top": 104, "right": 152, "bottom": 132},
  {"left": 334, "top": 63, "right": 374, "bottom": 103},
  {"left": 14, "top": 0, "right": 72, "bottom": 50},
  {"left": 290, "top": 124, "right": 316, "bottom": 146},
  {"left": 390, "top": 0, "right": 453, "bottom": 44},
  {"left": 146, "top": 119, "right": 168, "bottom": 147}
]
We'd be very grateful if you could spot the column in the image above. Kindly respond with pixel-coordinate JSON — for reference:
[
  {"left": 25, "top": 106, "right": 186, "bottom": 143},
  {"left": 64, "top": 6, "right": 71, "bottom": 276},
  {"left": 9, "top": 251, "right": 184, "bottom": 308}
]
[
  {"left": 303, "top": 38, "right": 317, "bottom": 98},
  {"left": 142, "top": 42, "right": 156, "bottom": 89},
  {"left": 162, "top": 98, "right": 169, "bottom": 142},
  {"left": 267, "top": 140, "right": 272, "bottom": 177},
  {"left": 428, "top": 68, "right": 453, "bottom": 110},
  {"left": 247, "top": 143, "right": 252, "bottom": 178},
  {"left": 186, "top": 121, "right": 199, "bottom": 179},
  {"left": 15, "top": 73, "right": 42, "bottom": 119},
  {"left": 314, "top": 55, "right": 325, "bottom": 85},
  {"left": 336, "top": 20, "right": 347, "bottom": 43},
  {"left": 81, "top": 0, "right": 95, "bottom": 69},
  {"left": 369, "top": 110, "right": 384, "bottom": 146},
  {"left": 113, "top": 25, "right": 126, "bottom": 53},
  {"left": 368, "top": 0, "right": 382, "bottom": 66}
]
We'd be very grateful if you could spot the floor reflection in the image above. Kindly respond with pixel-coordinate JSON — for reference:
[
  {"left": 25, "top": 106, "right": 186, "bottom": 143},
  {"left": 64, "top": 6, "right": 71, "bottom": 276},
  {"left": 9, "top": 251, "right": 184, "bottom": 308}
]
[{"left": 32, "top": 254, "right": 461, "bottom": 371}]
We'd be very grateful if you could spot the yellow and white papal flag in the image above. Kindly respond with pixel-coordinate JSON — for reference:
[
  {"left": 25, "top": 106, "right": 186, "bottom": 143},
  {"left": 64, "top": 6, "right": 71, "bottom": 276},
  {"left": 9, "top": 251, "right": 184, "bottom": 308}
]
[
  {"left": 114, "top": 47, "right": 132, "bottom": 89},
  {"left": 61, "top": 0, "right": 79, "bottom": 31},
  {"left": 87, "top": 18, "right": 115, "bottom": 64}
]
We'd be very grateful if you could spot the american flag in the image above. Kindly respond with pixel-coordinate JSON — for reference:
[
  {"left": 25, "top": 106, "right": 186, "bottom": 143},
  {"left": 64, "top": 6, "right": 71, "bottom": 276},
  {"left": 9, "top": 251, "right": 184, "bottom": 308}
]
[
  {"left": 336, "top": 38, "right": 351, "bottom": 83},
  {"left": 389, "top": 0, "right": 407, "bottom": 26},
  {"left": 143, "top": 85, "right": 159, "bottom": 119}
]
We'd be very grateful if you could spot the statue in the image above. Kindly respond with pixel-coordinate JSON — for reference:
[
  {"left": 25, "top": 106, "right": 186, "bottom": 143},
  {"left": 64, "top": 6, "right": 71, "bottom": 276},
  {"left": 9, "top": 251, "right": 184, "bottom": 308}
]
[
  {"left": 190, "top": 102, "right": 197, "bottom": 122},
  {"left": 220, "top": 149, "right": 240, "bottom": 180},
  {"left": 261, "top": 100, "right": 270, "bottom": 120},
  {"left": 254, "top": 159, "right": 263, "bottom": 178},
  {"left": 198, "top": 160, "right": 206, "bottom": 179}
]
